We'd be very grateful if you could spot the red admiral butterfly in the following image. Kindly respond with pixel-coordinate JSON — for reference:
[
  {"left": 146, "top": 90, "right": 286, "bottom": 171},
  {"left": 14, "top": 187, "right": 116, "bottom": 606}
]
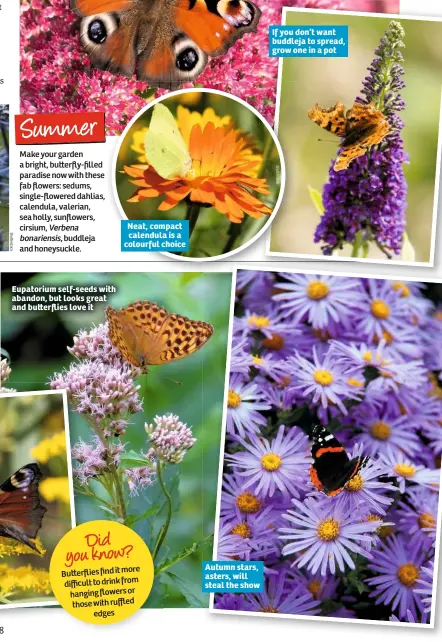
[
  {"left": 0, "top": 463, "right": 47, "bottom": 552},
  {"left": 309, "top": 425, "right": 369, "bottom": 497}
]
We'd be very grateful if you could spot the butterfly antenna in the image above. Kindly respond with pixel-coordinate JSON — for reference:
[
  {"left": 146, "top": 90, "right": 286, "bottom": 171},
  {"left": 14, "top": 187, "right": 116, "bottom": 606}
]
[
  {"left": 317, "top": 138, "right": 336, "bottom": 143},
  {"left": 164, "top": 377, "right": 182, "bottom": 386}
]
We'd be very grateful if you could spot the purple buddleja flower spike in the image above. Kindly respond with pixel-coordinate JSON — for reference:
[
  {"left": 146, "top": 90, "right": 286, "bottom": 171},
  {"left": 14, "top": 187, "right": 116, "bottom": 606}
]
[{"left": 315, "top": 20, "right": 408, "bottom": 258}]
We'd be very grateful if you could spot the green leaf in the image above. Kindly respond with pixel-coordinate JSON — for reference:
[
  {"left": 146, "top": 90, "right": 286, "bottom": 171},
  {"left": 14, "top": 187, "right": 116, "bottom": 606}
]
[
  {"left": 401, "top": 232, "right": 416, "bottom": 262},
  {"left": 155, "top": 534, "right": 214, "bottom": 575},
  {"left": 161, "top": 572, "right": 207, "bottom": 608},
  {"left": 125, "top": 505, "right": 160, "bottom": 528},
  {"left": 308, "top": 186, "right": 325, "bottom": 215},
  {"left": 120, "top": 450, "right": 154, "bottom": 469}
]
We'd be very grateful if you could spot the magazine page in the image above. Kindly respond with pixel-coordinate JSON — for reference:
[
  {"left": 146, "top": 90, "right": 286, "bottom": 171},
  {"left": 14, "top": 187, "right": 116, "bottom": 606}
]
[{"left": 0, "top": 0, "right": 441, "bottom": 640}]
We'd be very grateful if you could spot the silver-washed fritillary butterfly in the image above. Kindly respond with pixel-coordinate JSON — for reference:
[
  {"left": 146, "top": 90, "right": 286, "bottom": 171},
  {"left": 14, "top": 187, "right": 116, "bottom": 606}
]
[{"left": 106, "top": 300, "right": 214, "bottom": 368}]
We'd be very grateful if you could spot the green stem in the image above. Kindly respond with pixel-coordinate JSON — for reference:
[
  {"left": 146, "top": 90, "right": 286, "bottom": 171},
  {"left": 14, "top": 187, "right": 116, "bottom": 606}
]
[
  {"left": 186, "top": 202, "right": 201, "bottom": 237},
  {"left": 152, "top": 461, "right": 173, "bottom": 562},
  {"left": 351, "top": 230, "right": 363, "bottom": 257},
  {"left": 222, "top": 222, "right": 242, "bottom": 254},
  {"left": 84, "top": 417, "right": 128, "bottom": 522}
]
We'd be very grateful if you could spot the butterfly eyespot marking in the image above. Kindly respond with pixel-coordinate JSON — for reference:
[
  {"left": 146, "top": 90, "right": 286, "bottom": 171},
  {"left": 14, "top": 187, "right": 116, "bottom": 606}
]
[
  {"left": 217, "top": 0, "right": 254, "bottom": 26},
  {"left": 172, "top": 36, "right": 206, "bottom": 78},
  {"left": 81, "top": 13, "right": 118, "bottom": 48}
]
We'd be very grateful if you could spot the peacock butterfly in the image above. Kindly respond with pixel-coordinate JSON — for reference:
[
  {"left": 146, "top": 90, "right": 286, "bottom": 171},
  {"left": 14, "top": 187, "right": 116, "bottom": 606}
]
[
  {"left": 71, "top": 0, "right": 261, "bottom": 88},
  {"left": 0, "top": 463, "right": 47, "bottom": 553}
]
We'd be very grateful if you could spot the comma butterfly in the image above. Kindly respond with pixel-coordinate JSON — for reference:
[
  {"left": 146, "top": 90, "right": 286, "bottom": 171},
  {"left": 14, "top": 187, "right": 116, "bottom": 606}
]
[
  {"left": 308, "top": 101, "right": 390, "bottom": 171},
  {"left": 106, "top": 300, "right": 214, "bottom": 369}
]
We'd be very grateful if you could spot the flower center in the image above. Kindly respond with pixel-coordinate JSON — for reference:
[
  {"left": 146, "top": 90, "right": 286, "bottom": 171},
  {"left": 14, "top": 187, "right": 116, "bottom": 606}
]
[
  {"left": 312, "top": 329, "right": 332, "bottom": 341},
  {"left": 345, "top": 474, "right": 363, "bottom": 492},
  {"left": 371, "top": 299, "right": 391, "bottom": 319},
  {"left": 248, "top": 315, "right": 270, "bottom": 329},
  {"left": 397, "top": 563, "right": 419, "bottom": 587},
  {"left": 262, "top": 333, "right": 285, "bottom": 351},
  {"left": 379, "top": 524, "right": 395, "bottom": 538},
  {"left": 347, "top": 378, "right": 364, "bottom": 388},
  {"left": 277, "top": 375, "right": 291, "bottom": 389},
  {"left": 252, "top": 355, "right": 264, "bottom": 366},
  {"left": 313, "top": 369, "right": 334, "bottom": 386},
  {"left": 236, "top": 492, "right": 263, "bottom": 514},
  {"left": 231, "top": 522, "right": 251, "bottom": 539},
  {"left": 418, "top": 512, "right": 436, "bottom": 529},
  {"left": 307, "top": 281, "right": 329, "bottom": 300},
  {"left": 362, "top": 350, "right": 373, "bottom": 362},
  {"left": 308, "top": 580, "right": 321, "bottom": 598},
  {"left": 228, "top": 390, "right": 241, "bottom": 408},
  {"left": 317, "top": 518, "right": 340, "bottom": 541},
  {"left": 261, "top": 606, "right": 279, "bottom": 613},
  {"left": 394, "top": 463, "right": 416, "bottom": 478},
  {"left": 392, "top": 281, "right": 410, "bottom": 298},
  {"left": 261, "top": 453, "right": 282, "bottom": 472},
  {"left": 370, "top": 421, "right": 392, "bottom": 441}
]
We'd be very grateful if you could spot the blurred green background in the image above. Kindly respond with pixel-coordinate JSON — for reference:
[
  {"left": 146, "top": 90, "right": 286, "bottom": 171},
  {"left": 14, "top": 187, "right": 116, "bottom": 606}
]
[
  {"left": 270, "top": 13, "right": 442, "bottom": 262},
  {"left": 115, "top": 91, "right": 281, "bottom": 258},
  {"left": 1, "top": 272, "right": 232, "bottom": 607},
  {"left": 0, "top": 392, "right": 72, "bottom": 603}
]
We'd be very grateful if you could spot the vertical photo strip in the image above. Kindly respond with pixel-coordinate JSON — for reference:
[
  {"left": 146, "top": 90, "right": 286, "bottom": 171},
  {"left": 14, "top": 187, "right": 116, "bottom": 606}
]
[
  {"left": 0, "top": 389, "right": 75, "bottom": 608},
  {"left": 269, "top": 8, "right": 442, "bottom": 265},
  {"left": 211, "top": 268, "right": 441, "bottom": 626}
]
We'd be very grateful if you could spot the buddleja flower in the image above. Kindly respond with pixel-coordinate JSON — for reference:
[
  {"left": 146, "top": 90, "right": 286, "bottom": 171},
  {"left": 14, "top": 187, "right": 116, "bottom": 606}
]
[{"left": 315, "top": 21, "right": 408, "bottom": 258}]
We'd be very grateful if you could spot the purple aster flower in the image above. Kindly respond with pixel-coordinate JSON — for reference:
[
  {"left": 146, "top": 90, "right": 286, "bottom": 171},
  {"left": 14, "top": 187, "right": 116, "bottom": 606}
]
[
  {"left": 225, "top": 425, "right": 310, "bottom": 499},
  {"left": 220, "top": 473, "right": 265, "bottom": 522},
  {"left": 226, "top": 373, "right": 271, "bottom": 438},
  {"left": 222, "top": 507, "right": 279, "bottom": 560},
  {"left": 356, "top": 279, "right": 409, "bottom": 343},
  {"left": 214, "top": 593, "right": 252, "bottom": 611},
  {"left": 287, "top": 568, "right": 340, "bottom": 602},
  {"left": 272, "top": 273, "right": 364, "bottom": 329},
  {"left": 287, "top": 346, "right": 364, "bottom": 418},
  {"left": 415, "top": 560, "right": 434, "bottom": 615},
  {"left": 345, "top": 403, "right": 421, "bottom": 458},
  {"left": 329, "top": 607, "right": 357, "bottom": 619},
  {"left": 216, "top": 520, "right": 251, "bottom": 561},
  {"left": 380, "top": 450, "right": 440, "bottom": 494},
  {"left": 389, "top": 609, "right": 426, "bottom": 624},
  {"left": 280, "top": 497, "right": 381, "bottom": 576},
  {"left": 230, "top": 336, "right": 253, "bottom": 376},
  {"left": 367, "top": 535, "right": 426, "bottom": 621},
  {"left": 397, "top": 487, "right": 438, "bottom": 549},
  {"left": 315, "top": 21, "right": 408, "bottom": 258},
  {"left": 248, "top": 354, "right": 289, "bottom": 382},
  {"left": 245, "top": 571, "right": 321, "bottom": 615},
  {"left": 235, "top": 306, "right": 297, "bottom": 340},
  {"left": 329, "top": 338, "right": 387, "bottom": 369}
]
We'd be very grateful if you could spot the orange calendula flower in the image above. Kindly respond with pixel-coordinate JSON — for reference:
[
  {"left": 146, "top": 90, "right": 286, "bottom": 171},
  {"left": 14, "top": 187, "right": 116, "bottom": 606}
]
[{"left": 124, "top": 108, "right": 272, "bottom": 224}]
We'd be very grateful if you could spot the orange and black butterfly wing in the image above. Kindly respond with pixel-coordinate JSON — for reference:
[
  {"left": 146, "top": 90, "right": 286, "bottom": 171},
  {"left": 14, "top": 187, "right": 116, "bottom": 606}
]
[
  {"left": 335, "top": 102, "right": 390, "bottom": 171},
  {"left": 0, "top": 464, "right": 47, "bottom": 552},
  {"left": 307, "top": 101, "right": 348, "bottom": 138},
  {"left": 309, "top": 425, "right": 369, "bottom": 496},
  {"left": 72, "top": 0, "right": 261, "bottom": 87}
]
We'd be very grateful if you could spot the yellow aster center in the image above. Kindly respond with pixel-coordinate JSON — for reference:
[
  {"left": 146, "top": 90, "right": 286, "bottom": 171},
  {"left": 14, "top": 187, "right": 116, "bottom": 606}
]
[
  {"left": 418, "top": 512, "right": 436, "bottom": 529},
  {"left": 262, "top": 333, "right": 285, "bottom": 351},
  {"left": 261, "top": 606, "right": 279, "bottom": 613},
  {"left": 370, "top": 421, "right": 392, "bottom": 441},
  {"left": 397, "top": 563, "right": 419, "bottom": 587},
  {"left": 236, "top": 492, "right": 263, "bottom": 514},
  {"left": 261, "top": 453, "right": 282, "bottom": 472},
  {"left": 347, "top": 378, "right": 364, "bottom": 388},
  {"left": 317, "top": 518, "right": 340, "bottom": 541},
  {"left": 307, "top": 280, "right": 329, "bottom": 300},
  {"left": 371, "top": 299, "right": 391, "bottom": 319},
  {"left": 345, "top": 474, "right": 363, "bottom": 492},
  {"left": 382, "top": 330, "right": 394, "bottom": 345},
  {"left": 231, "top": 522, "right": 252, "bottom": 539},
  {"left": 228, "top": 390, "right": 241, "bottom": 408},
  {"left": 379, "top": 524, "right": 395, "bottom": 538},
  {"left": 248, "top": 315, "right": 270, "bottom": 329},
  {"left": 364, "top": 514, "right": 383, "bottom": 534},
  {"left": 308, "top": 580, "right": 322, "bottom": 598},
  {"left": 277, "top": 375, "right": 292, "bottom": 389},
  {"left": 362, "top": 350, "right": 373, "bottom": 362},
  {"left": 252, "top": 355, "right": 264, "bottom": 366},
  {"left": 312, "top": 329, "right": 332, "bottom": 341},
  {"left": 392, "top": 281, "right": 410, "bottom": 298},
  {"left": 435, "top": 311, "right": 442, "bottom": 322},
  {"left": 313, "top": 369, "right": 334, "bottom": 386},
  {"left": 394, "top": 463, "right": 416, "bottom": 478}
]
